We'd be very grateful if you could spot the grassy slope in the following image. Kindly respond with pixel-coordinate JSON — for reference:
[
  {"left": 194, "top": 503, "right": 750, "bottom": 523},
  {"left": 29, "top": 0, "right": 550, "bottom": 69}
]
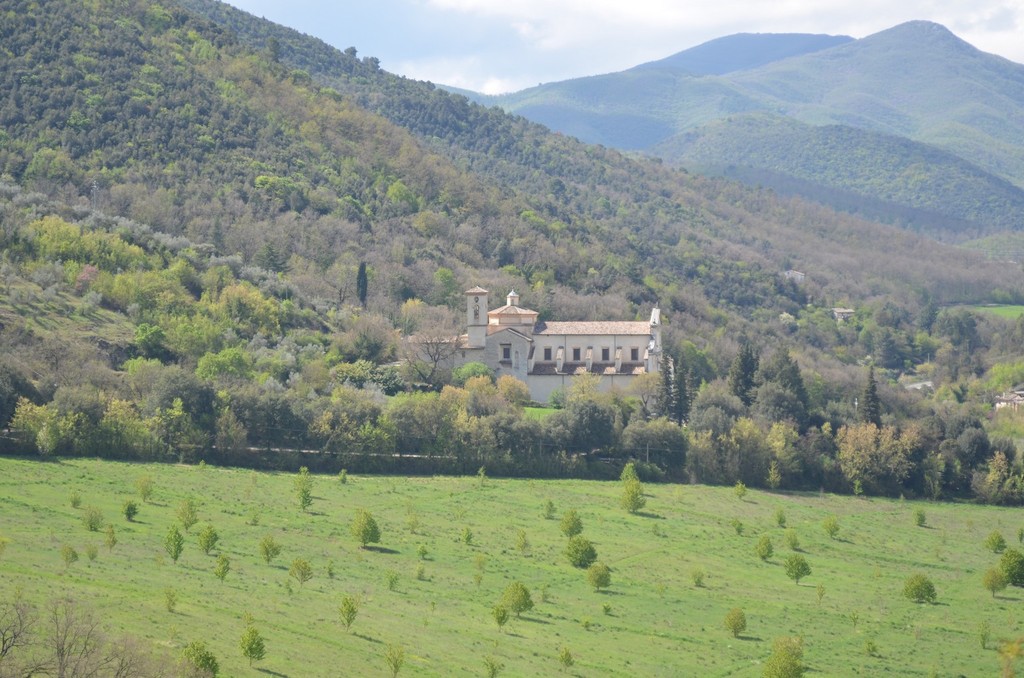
[{"left": 0, "top": 457, "right": 1018, "bottom": 676}]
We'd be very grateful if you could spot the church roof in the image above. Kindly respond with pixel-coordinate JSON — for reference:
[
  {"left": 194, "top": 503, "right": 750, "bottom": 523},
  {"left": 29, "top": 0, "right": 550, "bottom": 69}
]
[
  {"left": 488, "top": 304, "right": 538, "bottom": 317},
  {"left": 533, "top": 321, "right": 652, "bottom": 336}
]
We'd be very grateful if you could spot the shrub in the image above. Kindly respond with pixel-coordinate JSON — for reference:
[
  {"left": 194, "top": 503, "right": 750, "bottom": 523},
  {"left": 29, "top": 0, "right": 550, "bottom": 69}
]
[
  {"left": 775, "top": 508, "right": 786, "bottom": 528},
  {"left": 734, "top": 481, "right": 747, "bottom": 500},
  {"left": 913, "top": 508, "right": 926, "bottom": 527},
  {"left": 785, "top": 529, "right": 800, "bottom": 551},
  {"left": 756, "top": 535, "right": 774, "bottom": 561},
  {"left": 543, "top": 499, "right": 556, "bottom": 520},
  {"left": 558, "top": 646, "right": 574, "bottom": 670},
  {"left": 164, "top": 587, "right": 177, "bottom": 612},
  {"left": 724, "top": 607, "right": 746, "bottom": 637},
  {"left": 566, "top": 535, "right": 597, "bottom": 568},
  {"left": 903, "top": 573, "right": 937, "bottom": 603},
  {"left": 82, "top": 506, "right": 103, "bottom": 532},
  {"left": 69, "top": 491, "right": 82, "bottom": 509},
  {"left": 384, "top": 644, "right": 404, "bottom": 678},
  {"left": 731, "top": 518, "right": 744, "bottom": 536},
  {"left": 121, "top": 500, "right": 139, "bottom": 522},
  {"left": 691, "top": 567, "right": 705, "bottom": 587}
]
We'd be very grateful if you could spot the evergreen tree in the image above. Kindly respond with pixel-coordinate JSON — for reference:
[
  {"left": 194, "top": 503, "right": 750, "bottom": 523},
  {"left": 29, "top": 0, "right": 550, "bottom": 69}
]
[
  {"left": 675, "top": 355, "right": 692, "bottom": 424},
  {"left": 859, "top": 366, "right": 882, "bottom": 427},
  {"left": 758, "top": 349, "right": 808, "bottom": 409},
  {"left": 657, "top": 353, "right": 677, "bottom": 421},
  {"left": 356, "top": 261, "right": 368, "bottom": 308},
  {"left": 728, "top": 340, "right": 759, "bottom": 407}
]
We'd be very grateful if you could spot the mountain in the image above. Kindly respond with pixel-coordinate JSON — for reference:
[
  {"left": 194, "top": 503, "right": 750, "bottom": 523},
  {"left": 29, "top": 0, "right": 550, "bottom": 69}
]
[
  {"left": 631, "top": 32, "right": 853, "bottom": 75},
  {"left": 478, "top": 22, "right": 1024, "bottom": 240}
]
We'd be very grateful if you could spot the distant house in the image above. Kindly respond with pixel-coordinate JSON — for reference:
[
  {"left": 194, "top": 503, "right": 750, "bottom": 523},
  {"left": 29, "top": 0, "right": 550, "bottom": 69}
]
[
  {"left": 457, "top": 287, "right": 662, "bottom": 403},
  {"left": 783, "top": 270, "right": 806, "bottom": 284},
  {"left": 832, "top": 307, "right": 856, "bottom": 322},
  {"left": 995, "top": 387, "right": 1024, "bottom": 412}
]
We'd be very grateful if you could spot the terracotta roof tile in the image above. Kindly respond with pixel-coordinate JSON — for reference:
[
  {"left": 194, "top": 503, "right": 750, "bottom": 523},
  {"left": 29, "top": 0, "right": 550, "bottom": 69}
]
[{"left": 533, "top": 321, "right": 652, "bottom": 336}]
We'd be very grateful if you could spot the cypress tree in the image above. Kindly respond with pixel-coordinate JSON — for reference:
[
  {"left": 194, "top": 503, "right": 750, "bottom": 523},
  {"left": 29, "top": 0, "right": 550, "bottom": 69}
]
[
  {"left": 859, "top": 366, "right": 882, "bottom": 427},
  {"left": 728, "top": 340, "right": 759, "bottom": 407},
  {"left": 658, "top": 353, "right": 678, "bottom": 421},
  {"left": 356, "top": 261, "right": 368, "bottom": 308}
]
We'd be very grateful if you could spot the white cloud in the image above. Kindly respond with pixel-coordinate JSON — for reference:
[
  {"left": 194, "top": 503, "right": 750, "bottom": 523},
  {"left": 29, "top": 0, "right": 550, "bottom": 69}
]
[{"left": 228, "top": 0, "right": 1024, "bottom": 92}]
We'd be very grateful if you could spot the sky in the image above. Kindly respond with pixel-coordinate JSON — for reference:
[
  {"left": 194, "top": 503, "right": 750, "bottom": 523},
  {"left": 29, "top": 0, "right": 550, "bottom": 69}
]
[{"left": 225, "top": 1, "right": 1024, "bottom": 94}]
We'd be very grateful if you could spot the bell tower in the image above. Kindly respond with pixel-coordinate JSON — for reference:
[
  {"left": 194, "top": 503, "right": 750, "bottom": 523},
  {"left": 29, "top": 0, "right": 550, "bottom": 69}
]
[{"left": 465, "top": 286, "right": 488, "bottom": 348}]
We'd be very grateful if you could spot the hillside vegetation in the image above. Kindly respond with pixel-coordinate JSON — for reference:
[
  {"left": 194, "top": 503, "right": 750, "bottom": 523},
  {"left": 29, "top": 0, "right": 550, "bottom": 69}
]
[{"left": 1, "top": 457, "right": 1022, "bottom": 676}]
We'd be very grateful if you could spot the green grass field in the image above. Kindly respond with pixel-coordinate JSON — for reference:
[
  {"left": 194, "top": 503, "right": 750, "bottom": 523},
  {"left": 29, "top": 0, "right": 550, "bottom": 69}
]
[
  {"left": 963, "top": 304, "right": 1024, "bottom": 319},
  {"left": 0, "top": 456, "right": 1020, "bottom": 676}
]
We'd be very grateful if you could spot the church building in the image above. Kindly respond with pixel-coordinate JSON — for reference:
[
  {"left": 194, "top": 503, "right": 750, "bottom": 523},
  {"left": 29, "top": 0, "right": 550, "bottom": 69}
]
[{"left": 459, "top": 287, "right": 661, "bottom": 403}]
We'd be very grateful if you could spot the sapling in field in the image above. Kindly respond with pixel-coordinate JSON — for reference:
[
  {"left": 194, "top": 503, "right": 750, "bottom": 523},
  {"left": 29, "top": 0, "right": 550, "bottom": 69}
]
[
  {"left": 587, "top": 562, "right": 611, "bottom": 591},
  {"left": 339, "top": 594, "right": 359, "bottom": 632},
  {"left": 165, "top": 526, "right": 184, "bottom": 563},
  {"left": 214, "top": 554, "right": 230, "bottom": 581},
  {"left": 198, "top": 524, "right": 219, "bottom": 555},
  {"left": 784, "top": 554, "right": 811, "bottom": 584},
  {"left": 240, "top": 625, "right": 266, "bottom": 666},
  {"left": 177, "top": 498, "right": 198, "bottom": 532},
  {"left": 560, "top": 509, "right": 583, "bottom": 537},
  {"left": 724, "top": 607, "right": 746, "bottom": 638},
  {"left": 259, "top": 534, "right": 282, "bottom": 564}
]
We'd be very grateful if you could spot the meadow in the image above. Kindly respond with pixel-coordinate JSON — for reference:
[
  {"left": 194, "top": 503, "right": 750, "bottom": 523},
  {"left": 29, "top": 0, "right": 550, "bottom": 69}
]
[{"left": 0, "top": 456, "right": 1020, "bottom": 676}]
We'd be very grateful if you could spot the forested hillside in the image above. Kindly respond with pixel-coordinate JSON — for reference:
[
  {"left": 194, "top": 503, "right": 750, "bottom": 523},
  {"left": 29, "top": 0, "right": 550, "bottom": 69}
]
[{"left": 1, "top": 0, "right": 1024, "bottom": 503}]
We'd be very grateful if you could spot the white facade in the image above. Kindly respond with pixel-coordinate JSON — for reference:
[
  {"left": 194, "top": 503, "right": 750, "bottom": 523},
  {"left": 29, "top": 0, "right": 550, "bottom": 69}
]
[{"left": 459, "top": 287, "right": 661, "bottom": 403}]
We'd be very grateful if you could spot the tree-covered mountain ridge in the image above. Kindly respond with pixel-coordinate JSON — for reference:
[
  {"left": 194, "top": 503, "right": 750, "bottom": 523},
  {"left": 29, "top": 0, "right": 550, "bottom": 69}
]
[
  {"left": 2, "top": 0, "right": 1024, "bottom": 505},
  {"left": 472, "top": 21, "right": 1024, "bottom": 241}
]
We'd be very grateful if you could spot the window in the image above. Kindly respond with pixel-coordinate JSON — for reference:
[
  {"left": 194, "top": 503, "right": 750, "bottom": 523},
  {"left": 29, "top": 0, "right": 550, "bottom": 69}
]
[
  {"left": 543, "top": 347, "right": 552, "bottom": 361},
  {"left": 572, "top": 347, "right": 581, "bottom": 361},
  {"left": 630, "top": 347, "right": 639, "bottom": 362},
  {"left": 601, "top": 347, "right": 610, "bottom": 362},
  {"left": 501, "top": 344, "right": 511, "bottom": 362}
]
